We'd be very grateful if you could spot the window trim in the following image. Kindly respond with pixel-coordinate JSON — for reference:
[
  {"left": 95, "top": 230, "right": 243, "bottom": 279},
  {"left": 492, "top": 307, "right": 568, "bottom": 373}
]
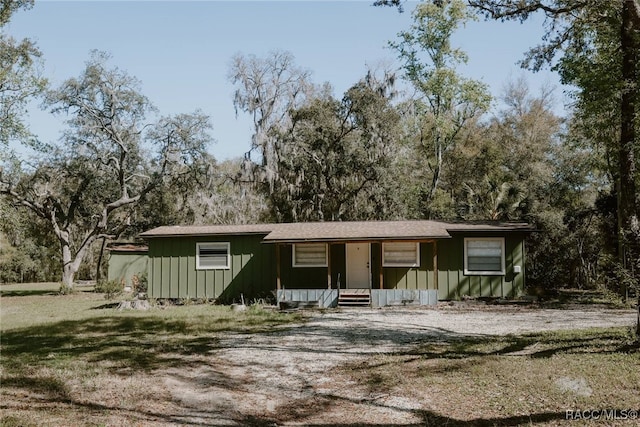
[
  {"left": 382, "top": 242, "right": 420, "bottom": 268},
  {"left": 463, "top": 237, "right": 505, "bottom": 276},
  {"left": 292, "top": 243, "right": 328, "bottom": 268},
  {"left": 196, "top": 242, "right": 230, "bottom": 270}
]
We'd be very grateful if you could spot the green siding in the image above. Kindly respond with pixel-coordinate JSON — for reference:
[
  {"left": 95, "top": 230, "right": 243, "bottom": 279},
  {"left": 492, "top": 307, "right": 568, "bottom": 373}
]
[
  {"left": 436, "top": 233, "right": 526, "bottom": 300},
  {"left": 146, "top": 232, "right": 526, "bottom": 301},
  {"left": 147, "top": 234, "right": 275, "bottom": 301},
  {"left": 383, "top": 243, "right": 435, "bottom": 290},
  {"left": 107, "top": 251, "right": 148, "bottom": 287}
]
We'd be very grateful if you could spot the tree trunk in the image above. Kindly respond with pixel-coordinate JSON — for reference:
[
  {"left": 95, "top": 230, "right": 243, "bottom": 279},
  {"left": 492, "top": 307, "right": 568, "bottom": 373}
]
[
  {"left": 621, "top": 0, "right": 639, "bottom": 338},
  {"left": 96, "top": 236, "right": 107, "bottom": 282},
  {"left": 60, "top": 241, "right": 76, "bottom": 290},
  {"left": 637, "top": 299, "right": 640, "bottom": 338},
  {"left": 59, "top": 234, "right": 93, "bottom": 292},
  {"left": 619, "top": 0, "right": 638, "bottom": 256},
  {"left": 426, "top": 144, "right": 443, "bottom": 219}
]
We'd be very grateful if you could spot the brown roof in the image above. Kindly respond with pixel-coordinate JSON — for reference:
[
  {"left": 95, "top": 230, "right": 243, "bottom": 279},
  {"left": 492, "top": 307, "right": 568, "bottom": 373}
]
[
  {"left": 140, "top": 220, "right": 533, "bottom": 242},
  {"left": 443, "top": 221, "right": 534, "bottom": 232},
  {"left": 262, "top": 221, "right": 451, "bottom": 243},
  {"left": 107, "top": 242, "right": 148, "bottom": 252},
  {"left": 139, "top": 224, "right": 274, "bottom": 238}
]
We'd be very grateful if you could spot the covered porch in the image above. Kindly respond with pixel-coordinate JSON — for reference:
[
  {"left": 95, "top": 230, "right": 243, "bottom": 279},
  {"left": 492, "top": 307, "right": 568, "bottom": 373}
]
[{"left": 264, "top": 222, "right": 447, "bottom": 308}]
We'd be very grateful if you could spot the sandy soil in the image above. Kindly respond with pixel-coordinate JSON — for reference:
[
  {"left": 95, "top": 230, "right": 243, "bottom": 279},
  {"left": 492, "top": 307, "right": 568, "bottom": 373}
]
[{"left": 160, "top": 305, "right": 636, "bottom": 426}]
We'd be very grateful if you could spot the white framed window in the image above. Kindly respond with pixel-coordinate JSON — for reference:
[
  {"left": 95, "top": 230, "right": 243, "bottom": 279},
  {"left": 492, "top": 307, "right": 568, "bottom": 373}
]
[
  {"left": 382, "top": 242, "right": 420, "bottom": 267},
  {"left": 292, "top": 243, "right": 328, "bottom": 267},
  {"left": 464, "top": 237, "right": 505, "bottom": 275},
  {"left": 196, "top": 242, "right": 230, "bottom": 270}
]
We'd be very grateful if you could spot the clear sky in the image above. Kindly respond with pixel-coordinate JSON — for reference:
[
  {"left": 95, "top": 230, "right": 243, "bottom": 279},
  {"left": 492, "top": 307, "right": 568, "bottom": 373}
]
[{"left": 6, "top": 0, "right": 566, "bottom": 160}]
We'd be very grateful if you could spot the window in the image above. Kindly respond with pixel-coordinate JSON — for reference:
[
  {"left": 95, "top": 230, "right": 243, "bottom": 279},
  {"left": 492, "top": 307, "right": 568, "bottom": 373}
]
[
  {"left": 464, "top": 238, "right": 505, "bottom": 275},
  {"left": 293, "top": 243, "right": 328, "bottom": 267},
  {"left": 383, "top": 242, "right": 420, "bottom": 267},
  {"left": 196, "top": 242, "right": 230, "bottom": 270}
]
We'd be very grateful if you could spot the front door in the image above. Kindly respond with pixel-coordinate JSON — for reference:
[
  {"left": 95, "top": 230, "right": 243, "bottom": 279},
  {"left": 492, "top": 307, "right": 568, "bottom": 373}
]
[{"left": 346, "top": 243, "right": 370, "bottom": 289}]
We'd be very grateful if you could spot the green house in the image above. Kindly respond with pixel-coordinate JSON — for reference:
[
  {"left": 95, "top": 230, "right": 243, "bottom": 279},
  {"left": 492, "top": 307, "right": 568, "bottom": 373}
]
[{"left": 138, "top": 220, "right": 532, "bottom": 307}]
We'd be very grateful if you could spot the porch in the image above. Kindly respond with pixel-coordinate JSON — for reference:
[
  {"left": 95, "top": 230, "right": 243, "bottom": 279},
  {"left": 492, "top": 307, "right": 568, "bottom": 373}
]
[
  {"left": 268, "top": 222, "right": 444, "bottom": 308},
  {"left": 276, "top": 288, "right": 438, "bottom": 308}
]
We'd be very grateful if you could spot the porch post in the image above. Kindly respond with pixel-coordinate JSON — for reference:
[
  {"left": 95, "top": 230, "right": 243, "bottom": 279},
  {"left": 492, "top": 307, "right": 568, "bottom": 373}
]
[
  {"left": 432, "top": 241, "right": 438, "bottom": 290},
  {"left": 276, "top": 243, "right": 282, "bottom": 291},
  {"left": 327, "top": 243, "right": 332, "bottom": 289},
  {"left": 379, "top": 242, "right": 384, "bottom": 290}
]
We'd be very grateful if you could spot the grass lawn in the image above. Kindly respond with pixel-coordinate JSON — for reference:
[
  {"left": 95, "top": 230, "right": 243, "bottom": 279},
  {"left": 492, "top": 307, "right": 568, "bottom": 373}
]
[
  {"left": 342, "top": 328, "right": 640, "bottom": 426},
  {"left": 0, "top": 282, "right": 302, "bottom": 426},
  {"left": 1, "top": 283, "right": 639, "bottom": 426}
]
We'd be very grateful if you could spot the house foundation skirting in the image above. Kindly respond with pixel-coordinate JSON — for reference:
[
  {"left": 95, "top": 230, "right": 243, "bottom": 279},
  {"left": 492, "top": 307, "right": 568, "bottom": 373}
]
[
  {"left": 276, "top": 289, "right": 437, "bottom": 308},
  {"left": 371, "top": 289, "right": 437, "bottom": 306}
]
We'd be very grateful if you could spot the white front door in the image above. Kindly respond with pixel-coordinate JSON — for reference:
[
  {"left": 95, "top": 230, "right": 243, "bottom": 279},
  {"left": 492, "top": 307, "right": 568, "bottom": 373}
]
[{"left": 346, "top": 243, "right": 370, "bottom": 289}]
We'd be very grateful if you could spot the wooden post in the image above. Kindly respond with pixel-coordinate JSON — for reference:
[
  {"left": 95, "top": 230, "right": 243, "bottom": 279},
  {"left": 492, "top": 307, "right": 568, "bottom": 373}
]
[
  {"left": 327, "top": 243, "right": 332, "bottom": 289},
  {"left": 379, "top": 242, "right": 384, "bottom": 289},
  {"left": 276, "top": 243, "right": 282, "bottom": 291},
  {"left": 432, "top": 241, "right": 438, "bottom": 290}
]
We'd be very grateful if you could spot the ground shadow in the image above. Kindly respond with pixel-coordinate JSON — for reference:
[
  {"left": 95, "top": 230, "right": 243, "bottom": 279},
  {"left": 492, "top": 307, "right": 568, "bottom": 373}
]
[
  {"left": 2, "top": 308, "right": 637, "bottom": 426},
  {"left": 0, "top": 289, "right": 58, "bottom": 297},
  {"left": 1, "top": 309, "right": 299, "bottom": 376}
]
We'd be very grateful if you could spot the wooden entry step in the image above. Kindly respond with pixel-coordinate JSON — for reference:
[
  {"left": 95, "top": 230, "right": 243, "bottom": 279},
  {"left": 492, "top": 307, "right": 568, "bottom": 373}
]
[{"left": 338, "top": 289, "right": 371, "bottom": 307}]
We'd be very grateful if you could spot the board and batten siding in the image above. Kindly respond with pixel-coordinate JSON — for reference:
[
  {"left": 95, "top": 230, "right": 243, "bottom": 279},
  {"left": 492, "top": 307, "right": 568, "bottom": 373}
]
[
  {"left": 107, "top": 251, "right": 148, "bottom": 288},
  {"left": 147, "top": 234, "right": 275, "bottom": 301},
  {"left": 437, "top": 233, "right": 526, "bottom": 300},
  {"left": 382, "top": 242, "right": 436, "bottom": 291},
  {"left": 145, "top": 231, "right": 526, "bottom": 301}
]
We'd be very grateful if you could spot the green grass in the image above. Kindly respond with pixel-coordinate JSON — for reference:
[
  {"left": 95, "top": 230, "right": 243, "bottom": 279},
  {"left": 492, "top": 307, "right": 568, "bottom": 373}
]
[
  {"left": 1, "top": 287, "right": 303, "bottom": 374},
  {"left": 0, "top": 283, "right": 303, "bottom": 426},
  {"left": 343, "top": 328, "right": 640, "bottom": 426},
  {"left": 2, "top": 283, "right": 639, "bottom": 426}
]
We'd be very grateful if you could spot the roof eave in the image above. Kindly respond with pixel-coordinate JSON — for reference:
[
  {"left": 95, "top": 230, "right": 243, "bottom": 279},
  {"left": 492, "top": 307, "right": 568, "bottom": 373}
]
[
  {"left": 445, "top": 227, "right": 536, "bottom": 233},
  {"left": 262, "top": 235, "right": 452, "bottom": 244},
  {"left": 139, "top": 231, "right": 272, "bottom": 239}
]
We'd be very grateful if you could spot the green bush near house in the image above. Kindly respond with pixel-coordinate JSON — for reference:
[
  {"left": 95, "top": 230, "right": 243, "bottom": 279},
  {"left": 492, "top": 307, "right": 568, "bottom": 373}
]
[{"left": 94, "top": 279, "right": 123, "bottom": 300}]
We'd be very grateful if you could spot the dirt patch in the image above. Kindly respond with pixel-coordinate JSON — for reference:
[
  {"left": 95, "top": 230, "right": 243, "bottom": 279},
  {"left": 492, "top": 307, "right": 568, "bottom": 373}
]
[{"left": 161, "top": 306, "right": 636, "bottom": 425}]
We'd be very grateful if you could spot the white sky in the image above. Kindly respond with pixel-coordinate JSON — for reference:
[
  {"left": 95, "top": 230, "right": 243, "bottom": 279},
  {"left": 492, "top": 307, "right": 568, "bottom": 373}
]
[{"left": 6, "top": 1, "right": 567, "bottom": 160}]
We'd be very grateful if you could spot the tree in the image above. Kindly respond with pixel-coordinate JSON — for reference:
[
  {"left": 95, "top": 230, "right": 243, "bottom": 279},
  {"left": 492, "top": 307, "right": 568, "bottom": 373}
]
[
  {"left": 199, "top": 158, "right": 270, "bottom": 225},
  {"left": 466, "top": 0, "right": 639, "bottom": 335},
  {"left": 0, "top": 52, "right": 212, "bottom": 289},
  {"left": 228, "top": 51, "right": 316, "bottom": 193},
  {"left": 0, "top": 197, "right": 59, "bottom": 283},
  {"left": 126, "top": 157, "right": 268, "bottom": 234},
  {"left": 268, "top": 78, "right": 402, "bottom": 222},
  {"left": 390, "top": 0, "right": 491, "bottom": 217},
  {"left": 229, "top": 52, "right": 406, "bottom": 222},
  {"left": 0, "top": 0, "right": 47, "bottom": 149}
]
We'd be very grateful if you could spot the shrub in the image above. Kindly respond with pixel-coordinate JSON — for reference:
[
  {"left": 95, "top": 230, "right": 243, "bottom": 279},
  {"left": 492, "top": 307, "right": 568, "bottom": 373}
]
[
  {"left": 132, "top": 271, "right": 148, "bottom": 294},
  {"left": 95, "top": 279, "right": 123, "bottom": 300},
  {"left": 58, "top": 283, "right": 75, "bottom": 295}
]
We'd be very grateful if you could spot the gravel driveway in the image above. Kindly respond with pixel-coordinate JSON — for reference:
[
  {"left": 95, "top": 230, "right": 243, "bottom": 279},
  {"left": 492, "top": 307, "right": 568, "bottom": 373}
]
[{"left": 163, "top": 306, "right": 636, "bottom": 425}]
